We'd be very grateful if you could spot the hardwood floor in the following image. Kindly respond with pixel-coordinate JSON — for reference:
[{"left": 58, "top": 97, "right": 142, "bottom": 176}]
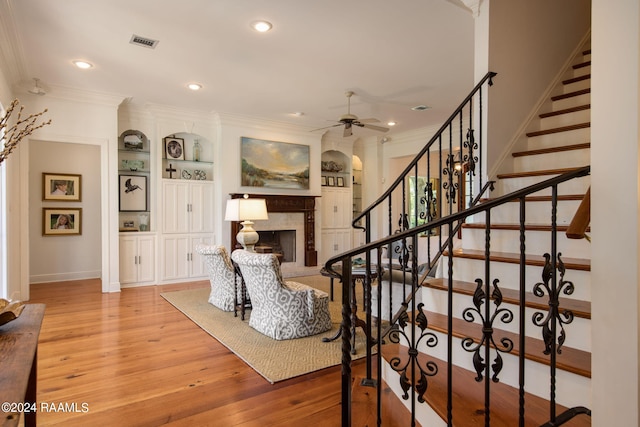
[{"left": 28, "top": 278, "right": 367, "bottom": 427}]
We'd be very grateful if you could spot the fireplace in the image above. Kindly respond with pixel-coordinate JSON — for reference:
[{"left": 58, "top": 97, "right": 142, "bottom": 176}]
[
  {"left": 256, "top": 230, "right": 296, "bottom": 262},
  {"left": 229, "top": 194, "right": 318, "bottom": 266}
]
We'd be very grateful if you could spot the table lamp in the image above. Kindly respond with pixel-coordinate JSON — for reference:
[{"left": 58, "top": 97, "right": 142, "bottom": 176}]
[{"left": 225, "top": 195, "right": 269, "bottom": 252}]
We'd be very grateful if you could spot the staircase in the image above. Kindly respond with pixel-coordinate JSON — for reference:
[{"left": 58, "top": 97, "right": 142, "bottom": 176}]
[{"left": 374, "top": 45, "right": 593, "bottom": 425}]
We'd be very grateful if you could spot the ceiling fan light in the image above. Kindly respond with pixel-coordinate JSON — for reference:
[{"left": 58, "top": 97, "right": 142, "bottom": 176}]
[
  {"left": 187, "top": 83, "right": 202, "bottom": 91},
  {"left": 251, "top": 21, "right": 272, "bottom": 32},
  {"left": 387, "top": 121, "right": 397, "bottom": 126}
]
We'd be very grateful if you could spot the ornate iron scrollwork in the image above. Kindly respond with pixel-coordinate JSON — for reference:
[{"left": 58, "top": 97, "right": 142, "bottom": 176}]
[
  {"left": 461, "top": 278, "right": 514, "bottom": 382},
  {"left": 419, "top": 181, "right": 438, "bottom": 223},
  {"left": 442, "top": 153, "right": 459, "bottom": 204},
  {"left": 388, "top": 303, "right": 438, "bottom": 402},
  {"left": 393, "top": 214, "right": 412, "bottom": 270},
  {"left": 463, "top": 128, "right": 478, "bottom": 177},
  {"left": 532, "top": 253, "right": 575, "bottom": 355}
]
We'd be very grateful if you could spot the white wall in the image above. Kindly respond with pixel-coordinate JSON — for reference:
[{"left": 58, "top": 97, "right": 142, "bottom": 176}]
[
  {"left": 591, "top": 0, "right": 640, "bottom": 424},
  {"left": 484, "top": 0, "right": 591, "bottom": 175},
  {"left": 29, "top": 140, "right": 101, "bottom": 283}
]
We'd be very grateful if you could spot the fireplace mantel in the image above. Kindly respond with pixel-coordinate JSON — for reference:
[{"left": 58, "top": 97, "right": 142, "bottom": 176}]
[{"left": 229, "top": 194, "right": 318, "bottom": 266}]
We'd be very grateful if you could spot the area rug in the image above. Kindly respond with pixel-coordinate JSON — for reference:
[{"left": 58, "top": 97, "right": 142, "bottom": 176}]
[{"left": 161, "top": 275, "right": 372, "bottom": 384}]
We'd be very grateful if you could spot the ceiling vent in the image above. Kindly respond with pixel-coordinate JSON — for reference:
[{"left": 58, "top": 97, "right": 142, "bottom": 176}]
[
  {"left": 411, "top": 105, "right": 430, "bottom": 111},
  {"left": 129, "top": 34, "right": 159, "bottom": 49}
]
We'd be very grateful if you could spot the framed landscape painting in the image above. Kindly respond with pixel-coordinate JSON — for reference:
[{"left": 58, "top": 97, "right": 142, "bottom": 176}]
[{"left": 240, "top": 137, "right": 310, "bottom": 189}]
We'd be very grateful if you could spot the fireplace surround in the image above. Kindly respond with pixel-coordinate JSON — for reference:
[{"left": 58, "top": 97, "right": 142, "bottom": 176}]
[{"left": 229, "top": 194, "right": 318, "bottom": 266}]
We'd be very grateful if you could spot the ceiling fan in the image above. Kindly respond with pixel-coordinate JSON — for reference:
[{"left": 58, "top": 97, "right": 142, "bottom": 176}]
[{"left": 313, "top": 91, "right": 389, "bottom": 137}]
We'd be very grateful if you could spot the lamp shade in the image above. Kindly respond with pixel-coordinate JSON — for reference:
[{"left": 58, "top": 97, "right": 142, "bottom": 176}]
[{"left": 224, "top": 198, "right": 269, "bottom": 221}]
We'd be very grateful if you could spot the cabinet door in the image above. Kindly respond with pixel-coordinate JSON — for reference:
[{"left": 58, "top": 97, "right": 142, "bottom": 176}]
[
  {"left": 119, "top": 236, "right": 138, "bottom": 284},
  {"left": 322, "top": 188, "right": 352, "bottom": 229},
  {"left": 190, "top": 235, "right": 213, "bottom": 277},
  {"left": 189, "top": 182, "right": 214, "bottom": 233},
  {"left": 163, "top": 181, "right": 189, "bottom": 233},
  {"left": 161, "top": 235, "right": 190, "bottom": 281},
  {"left": 137, "top": 235, "right": 156, "bottom": 283}
]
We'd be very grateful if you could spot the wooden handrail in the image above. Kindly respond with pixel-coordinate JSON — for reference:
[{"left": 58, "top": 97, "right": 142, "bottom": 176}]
[{"left": 566, "top": 187, "right": 590, "bottom": 241}]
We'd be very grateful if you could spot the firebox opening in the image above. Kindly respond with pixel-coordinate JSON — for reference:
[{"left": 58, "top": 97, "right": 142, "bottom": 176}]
[{"left": 256, "top": 230, "right": 296, "bottom": 263}]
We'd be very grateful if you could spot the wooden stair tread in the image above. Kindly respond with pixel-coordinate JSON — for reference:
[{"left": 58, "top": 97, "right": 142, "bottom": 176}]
[
  {"left": 496, "top": 166, "right": 586, "bottom": 179},
  {"left": 551, "top": 88, "right": 590, "bottom": 101},
  {"left": 352, "top": 376, "right": 419, "bottom": 426},
  {"left": 573, "top": 60, "right": 591, "bottom": 69},
  {"left": 539, "top": 104, "right": 590, "bottom": 118},
  {"left": 513, "top": 142, "right": 590, "bottom": 157},
  {"left": 461, "top": 222, "right": 591, "bottom": 233},
  {"left": 381, "top": 344, "right": 592, "bottom": 426},
  {"left": 423, "top": 277, "right": 591, "bottom": 319},
  {"left": 480, "top": 194, "right": 586, "bottom": 203},
  {"left": 444, "top": 248, "right": 591, "bottom": 271},
  {"left": 526, "top": 122, "right": 590, "bottom": 137},
  {"left": 562, "top": 74, "right": 591, "bottom": 85}
]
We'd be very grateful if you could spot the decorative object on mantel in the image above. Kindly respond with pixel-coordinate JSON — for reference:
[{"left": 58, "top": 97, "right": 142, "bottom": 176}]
[
  {"left": 0, "top": 98, "right": 51, "bottom": 164},
  {"left": 0, "top": 297, "right": 26, "bottom": 327}
]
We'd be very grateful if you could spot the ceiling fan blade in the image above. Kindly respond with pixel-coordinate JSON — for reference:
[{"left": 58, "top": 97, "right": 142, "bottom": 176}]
[
  {"left": 361, "top": 123, "right": 390, "bottom": 133},
  {"left": 357, "top": 118, "right": 380, "bottom": 123},
  {"left": 310, "top": 123, "right": 342, "bottom": 132}
]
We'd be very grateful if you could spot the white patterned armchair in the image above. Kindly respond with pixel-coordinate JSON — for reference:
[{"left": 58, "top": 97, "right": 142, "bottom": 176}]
[
  {"left": 196, "top": 244, "right": 242, "bottom": 312},
  {"left": 231, "top": 249, "right": 332, "bottom": 340}
]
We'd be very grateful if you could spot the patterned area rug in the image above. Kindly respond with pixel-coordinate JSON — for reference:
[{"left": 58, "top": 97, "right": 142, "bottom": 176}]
[{"left": 161, "top": 275, "right": 371, "bottom": 383}]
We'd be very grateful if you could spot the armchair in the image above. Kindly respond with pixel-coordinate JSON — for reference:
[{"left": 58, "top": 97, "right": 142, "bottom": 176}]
[
  {"left": 196, "top": 244, "right": 243, "bottom": 312},
  {"left": 231, "top": 249, "right": 332, "bottom": 340}
]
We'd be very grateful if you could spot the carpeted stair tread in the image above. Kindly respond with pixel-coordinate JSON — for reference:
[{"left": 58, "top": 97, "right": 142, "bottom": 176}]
[
  {"left": 381, "top": 344, "right": 592, "bottom": 426},
  {"left": 512, "top": 142, "right": 590, "bottom": 157},
  {"left": 423, "top": 277, "right": 591, "bottom": 319},
  {"left": 443, "top": 248, "right": 591, "bottom": 271},
  {"left": 402, "top": 309, "right": 591, "bottom": 377}
]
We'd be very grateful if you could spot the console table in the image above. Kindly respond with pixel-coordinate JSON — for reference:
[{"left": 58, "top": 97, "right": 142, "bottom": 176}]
[{"left": 0, "top": 304, "right": 45, "bottom": 427}]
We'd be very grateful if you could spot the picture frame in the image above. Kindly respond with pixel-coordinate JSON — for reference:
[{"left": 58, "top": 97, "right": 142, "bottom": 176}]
[
  {"left": 43, "top": 207, "right": 82, "bottom": 236},
  {"left": 327, "top": 176, "right": 336, "bottom": 187},
  {"left": 240, "top": 137, "right": 310, "bottom": 189},
  {"left": 119, "top": 175, "right": 148, "bottom": 212},
  {"left": 119, "top": 129, "right": 148, "bottom": 151},
  {"left": 42, "top": 173, "right": 82, "bottom": 202},
  {"left": 336, "top": 176, "right": 345, "bottom": 187},
  {"left": 164, "top": 136, "right": 185, "bottom": 161},
  {"left": 321, "top": 176, "right": 328, "bottom": 186}
]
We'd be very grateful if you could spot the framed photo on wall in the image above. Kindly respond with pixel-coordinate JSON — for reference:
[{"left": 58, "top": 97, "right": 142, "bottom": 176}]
[
  {"left": 119, "top": 175, "right": 148, "bottom": 212},
  {"left": 43, "top": 207, "right": 82, "bottom": 236},
  {"left": 336, "top": 176, "right": 345, "bottom": 187},
  {"left": 327, "top": 176, "right": 335, "bottom": 187},
  {"left": 164, "top": 137, "right": 185, "bottom": 161},
  {"left": 42, "top": 173, "right": 81, "bottom": 201}
]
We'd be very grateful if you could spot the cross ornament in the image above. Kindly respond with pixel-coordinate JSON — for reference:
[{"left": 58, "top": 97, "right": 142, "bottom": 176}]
[{"left": 166, "top": 163, "right": 177, "bottom": 179}]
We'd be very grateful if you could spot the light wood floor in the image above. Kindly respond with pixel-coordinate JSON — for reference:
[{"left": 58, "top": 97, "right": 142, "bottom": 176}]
[{"left": 28, "top": 277, "right": 368, "bottom": 427}]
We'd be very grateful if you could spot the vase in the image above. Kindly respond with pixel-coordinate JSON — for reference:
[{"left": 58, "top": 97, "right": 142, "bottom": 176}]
[{"left": 193, "top": 139, "right": 201, "bottom": 162}]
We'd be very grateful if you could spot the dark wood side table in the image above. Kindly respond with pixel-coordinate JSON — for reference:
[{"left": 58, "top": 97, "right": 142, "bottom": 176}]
[
  {"left": 322, "top": 266, "right": 378, "bottom": 354},
  {"left": 0, "top": 304, "right": 45, "bottom": 427}
]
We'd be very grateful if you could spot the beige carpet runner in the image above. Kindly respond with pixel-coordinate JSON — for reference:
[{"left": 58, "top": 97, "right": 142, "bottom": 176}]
[{"left": 161, "top": 275, "right": 370, "bottom": 383}]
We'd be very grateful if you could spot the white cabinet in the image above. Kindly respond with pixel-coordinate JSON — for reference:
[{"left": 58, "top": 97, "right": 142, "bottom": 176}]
[
  {"left": 119, "top": 234, "right": 156, "bottom": 286},
  {"left": 162, "top": 180, "right": 213, "bottom": 233},
  {"left": 161, "top": 234, "right": 213, "bottom": 282},
  {"left": 321, "top": 229, "right": 352, "bottom": 262},
  {"left": 321, "top": 187, "right": 352, "bottom": 229}
]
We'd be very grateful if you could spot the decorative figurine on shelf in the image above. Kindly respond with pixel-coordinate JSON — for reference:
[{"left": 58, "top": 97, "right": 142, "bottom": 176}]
[
  {"left": 166, "top": 163, "right": 177, "bottom": 179},
  {"left": 193, "top": 139, "right": 201, "bottom": 162}
]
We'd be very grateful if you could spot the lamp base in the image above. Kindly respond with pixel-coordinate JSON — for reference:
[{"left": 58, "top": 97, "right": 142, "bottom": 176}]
[{"left": 236, "top": 221, "right": 259, "bottom": 252}]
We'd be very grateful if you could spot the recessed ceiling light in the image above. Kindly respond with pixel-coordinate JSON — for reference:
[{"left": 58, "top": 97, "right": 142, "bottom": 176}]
[
  {"left": 73, "top": 60, "right": 93, "bottom": 69},
  {"left": 387, "top": 121, "right": 397, "bottom": 126},
  {"left": 293, "top": 112, "right": 305, "bottom": 117},
  {"left": 187, "top": 83, "right": 202, "bottom": 91},
  {"left": 251, "top": 20, "right": 272, "bottom": 32}
]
